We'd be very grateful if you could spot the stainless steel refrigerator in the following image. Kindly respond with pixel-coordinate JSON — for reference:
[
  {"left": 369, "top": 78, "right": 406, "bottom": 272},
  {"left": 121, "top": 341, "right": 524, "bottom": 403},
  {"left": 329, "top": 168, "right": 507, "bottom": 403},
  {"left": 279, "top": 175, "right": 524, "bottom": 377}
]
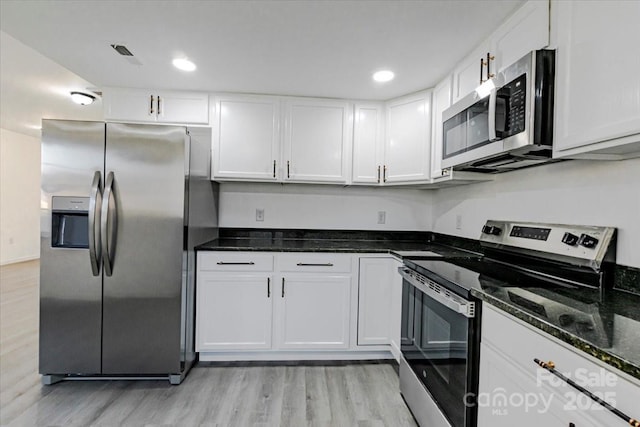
[{"left": 39, "top": 120, "right": 218, "bottom": 385}]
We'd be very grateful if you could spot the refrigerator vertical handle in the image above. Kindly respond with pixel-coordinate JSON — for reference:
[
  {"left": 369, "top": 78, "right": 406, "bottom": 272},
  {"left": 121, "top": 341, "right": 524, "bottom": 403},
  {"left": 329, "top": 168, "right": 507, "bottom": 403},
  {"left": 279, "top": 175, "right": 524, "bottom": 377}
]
[
  {"left": 88, "top": 171, "right": 103, "bottom": 276},
  {"left": 101, "top": 172, "right": 118, "bottom": 276}
]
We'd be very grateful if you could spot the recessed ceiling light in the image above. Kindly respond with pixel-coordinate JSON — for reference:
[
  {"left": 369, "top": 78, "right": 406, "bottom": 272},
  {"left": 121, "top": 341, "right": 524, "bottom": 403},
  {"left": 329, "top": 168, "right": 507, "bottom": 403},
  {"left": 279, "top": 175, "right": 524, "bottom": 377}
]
[
  {"left": 373, "top": 70, "right": 395, "bottom": 83},
  {"left": 70, "top": 91, "right": 96, "bottom": 105},
  {"left": 173, "top": 58, "right": 196, "bottom": 72}
]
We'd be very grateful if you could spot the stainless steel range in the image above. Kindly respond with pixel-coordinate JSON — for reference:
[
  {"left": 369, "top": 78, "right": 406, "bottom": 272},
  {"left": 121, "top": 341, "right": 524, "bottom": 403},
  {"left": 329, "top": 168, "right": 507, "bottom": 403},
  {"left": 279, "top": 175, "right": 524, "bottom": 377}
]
[{"left": 398, "top": 220, "right": 616, "bottom": 427}]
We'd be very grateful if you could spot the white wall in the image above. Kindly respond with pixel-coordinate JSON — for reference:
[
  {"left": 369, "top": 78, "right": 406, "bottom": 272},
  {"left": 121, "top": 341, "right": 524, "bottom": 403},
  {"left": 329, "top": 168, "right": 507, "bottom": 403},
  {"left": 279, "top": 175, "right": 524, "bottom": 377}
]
[
  {"left": 0, "top": 128, "right": 40, "bottom": 265},
  {"left": 219, "top": 182, "right": 432, "bottom": 231},
  {"left": 431, "top": 158, "right": 640, "bottom": 268}
]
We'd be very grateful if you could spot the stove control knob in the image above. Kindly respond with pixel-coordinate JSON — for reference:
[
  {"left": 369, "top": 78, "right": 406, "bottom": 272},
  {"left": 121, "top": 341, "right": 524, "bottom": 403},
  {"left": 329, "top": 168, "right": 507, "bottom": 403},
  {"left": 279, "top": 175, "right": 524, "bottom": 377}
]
[
  {"left": 561, "top": 232, "right": 579, "bottom": 246},
  {"left": 482, "top": 225, "right": 502, "bottom": 236},
  {"left": 578, "top": 234, "right": 599, "bottom": 249}
]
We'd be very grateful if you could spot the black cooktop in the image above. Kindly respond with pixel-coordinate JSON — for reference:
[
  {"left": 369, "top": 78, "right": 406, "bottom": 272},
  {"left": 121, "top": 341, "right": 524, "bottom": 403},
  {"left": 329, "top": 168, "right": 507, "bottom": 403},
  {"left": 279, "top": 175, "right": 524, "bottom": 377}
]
[{"left": 403, "top": 256, "right": 595, "bottom": 300}]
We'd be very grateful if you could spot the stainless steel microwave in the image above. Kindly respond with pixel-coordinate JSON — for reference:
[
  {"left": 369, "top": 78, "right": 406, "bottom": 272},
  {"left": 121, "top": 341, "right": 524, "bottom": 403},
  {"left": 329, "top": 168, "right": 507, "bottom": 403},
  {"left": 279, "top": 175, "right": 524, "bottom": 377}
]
[{"left": 442, "top": 50, "right": 555, "bottom": 172}]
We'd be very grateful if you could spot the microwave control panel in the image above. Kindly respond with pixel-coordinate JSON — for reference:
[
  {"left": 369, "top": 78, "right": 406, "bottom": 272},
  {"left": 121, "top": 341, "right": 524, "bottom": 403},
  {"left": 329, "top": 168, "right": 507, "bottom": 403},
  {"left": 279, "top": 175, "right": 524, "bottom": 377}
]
[{"left": 496, "top": 73, "right": 527, "bottom": 138}]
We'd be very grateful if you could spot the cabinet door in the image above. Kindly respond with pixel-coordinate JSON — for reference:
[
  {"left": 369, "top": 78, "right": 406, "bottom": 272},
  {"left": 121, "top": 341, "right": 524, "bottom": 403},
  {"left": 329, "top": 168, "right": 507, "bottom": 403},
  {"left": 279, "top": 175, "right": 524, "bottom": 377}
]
[
  {"left": 357, "top": 258, "right": 393, "bottom": 345},
  {"left": 156, "top": 91, "right": 209, "bottom": 124},
  {"left": 384, "top": 91, "right": 431, "bottom": 183},
  {"left": 196, "top": 273, "right": 273, "bottom": 351},
  {"left": 275, "top": 275, "right": 351, "bottom": 349},
  {"left": 103, "top": 88, "right": 157, "bottom": 123},
  {"left": 352, "top": 103, "right": 384, "bottom": 184},
  {"left": 490, "top": 0, "right": 549, "bottom": 73},
  {"left": 212, "top": 96, "right": 280, "bottom": 181},
  {"left": 553, "top": 1, "right": 640, "bottom": 155},
  {"left": 283, "top": 99, "right": 352, "bottom": 183},
  {"left": 430, "top": 75, "right": 453, "bottom": 178},
  {"left": 452, "top": 40, "right": 491, "bottom": 103},
  {"left": 478, "top": 343, "right": 601, "bottom": 427}
]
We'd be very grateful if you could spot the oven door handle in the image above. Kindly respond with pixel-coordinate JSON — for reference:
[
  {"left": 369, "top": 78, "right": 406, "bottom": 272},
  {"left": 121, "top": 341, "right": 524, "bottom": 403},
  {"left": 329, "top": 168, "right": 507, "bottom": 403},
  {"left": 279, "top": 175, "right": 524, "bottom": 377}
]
[{"left": 398, "top": 267, "right": 476, "bottom": 318}]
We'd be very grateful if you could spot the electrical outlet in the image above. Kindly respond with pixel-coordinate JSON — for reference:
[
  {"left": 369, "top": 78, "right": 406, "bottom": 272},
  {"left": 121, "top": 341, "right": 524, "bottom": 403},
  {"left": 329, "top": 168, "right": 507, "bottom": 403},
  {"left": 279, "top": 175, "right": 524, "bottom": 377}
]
[
  {"left": 455, "top": 214, "right": 462, "bottom": 230},
  {"left": 256, "top": 209, "right": 264, "bottom": 222},
  {"left": 377, "top": 211, "right": 386, "bottom": 224}
]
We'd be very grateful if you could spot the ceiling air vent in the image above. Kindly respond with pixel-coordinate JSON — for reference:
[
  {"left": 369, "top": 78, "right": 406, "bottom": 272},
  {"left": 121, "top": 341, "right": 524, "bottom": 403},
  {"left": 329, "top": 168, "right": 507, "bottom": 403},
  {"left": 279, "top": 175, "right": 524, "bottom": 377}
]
[{"left": 111, "top": 44, "right": 134, "bottom": 56}]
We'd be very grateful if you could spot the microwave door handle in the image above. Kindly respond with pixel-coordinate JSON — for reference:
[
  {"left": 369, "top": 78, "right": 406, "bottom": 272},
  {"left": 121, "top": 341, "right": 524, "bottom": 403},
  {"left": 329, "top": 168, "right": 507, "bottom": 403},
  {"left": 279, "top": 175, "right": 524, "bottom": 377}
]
[{"left": 488, "top": 86, "right": 498, "bottom": 142}]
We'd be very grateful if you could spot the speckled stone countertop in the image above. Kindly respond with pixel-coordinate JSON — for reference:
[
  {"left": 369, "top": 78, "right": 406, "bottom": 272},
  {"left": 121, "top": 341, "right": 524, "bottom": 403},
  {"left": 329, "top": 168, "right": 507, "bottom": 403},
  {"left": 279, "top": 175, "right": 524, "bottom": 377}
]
[
  {"left": 471, "top": 285, "right": 640, "bottom": 380},
  {"left": 197, "top": 229, "right": 481, "bottom": 257}
]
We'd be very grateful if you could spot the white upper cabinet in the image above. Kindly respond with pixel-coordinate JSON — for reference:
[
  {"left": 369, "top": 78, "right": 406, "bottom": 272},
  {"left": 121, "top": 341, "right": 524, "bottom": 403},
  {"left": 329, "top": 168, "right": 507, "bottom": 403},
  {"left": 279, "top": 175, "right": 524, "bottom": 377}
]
[
  {"left": 452, "top": 40, "right": 491, "bottom": 104},
  {"left": 103, "top": 87, "right": 209, "bottom": 124},
  {"left": 352, "top": 103, "right": 385, "bottom": 184},
  {"left": 552, "top": 0, "right": 640, "bottom": 159},
  {"left": 430, "top": 75, "right": 453, "bottom": 178},
  {"left": 283, "top": 99, "right": 352, "bottom": 184},
  {"left": 452, "top": 0, "right": 549, "bottom": 103},
  {"left": 212, "top": 95, "right": 280, "bottom": 181},
  {"left": 490, "top": 0, "right": 549, "bottom": 73},
  {"left": 384, "top": 91, "right": 432, "bottom": 183}
]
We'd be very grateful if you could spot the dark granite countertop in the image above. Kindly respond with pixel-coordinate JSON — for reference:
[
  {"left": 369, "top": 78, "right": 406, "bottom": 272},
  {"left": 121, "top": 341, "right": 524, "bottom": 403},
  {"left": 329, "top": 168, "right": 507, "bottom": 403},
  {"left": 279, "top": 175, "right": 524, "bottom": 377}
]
[
  {"left": 472, "top": 285, "right": 640, "bottom": 381},
  {"left": 197, "top": 228, "right": 481, "bottom": 257},
  {"left": 197, "top": 237, "right": 480, "bottom": 258}
]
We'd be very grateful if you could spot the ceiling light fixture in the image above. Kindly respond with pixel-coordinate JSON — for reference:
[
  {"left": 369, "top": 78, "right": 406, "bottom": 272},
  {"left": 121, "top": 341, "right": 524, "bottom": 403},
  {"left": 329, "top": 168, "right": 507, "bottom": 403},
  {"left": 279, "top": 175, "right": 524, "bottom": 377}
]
[
  {"left": 373, "top": 70, "right": 395, "bottom": 83},
  {"left": 70, "top": 91, "right": 96, "bottom": 105},
  {"left": 173, "top": 57, "right": 196, "bottom": 72}
]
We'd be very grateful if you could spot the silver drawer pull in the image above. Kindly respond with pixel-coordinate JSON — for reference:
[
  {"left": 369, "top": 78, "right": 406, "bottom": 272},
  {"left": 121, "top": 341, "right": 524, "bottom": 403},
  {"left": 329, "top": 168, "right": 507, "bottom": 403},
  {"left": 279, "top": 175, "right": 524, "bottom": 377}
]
[
  {"left": 216, "top": 261, "right": 255, "bottom": 265},
  {"left": 296, "top": 263, "right": 334, "bottom": 267}
]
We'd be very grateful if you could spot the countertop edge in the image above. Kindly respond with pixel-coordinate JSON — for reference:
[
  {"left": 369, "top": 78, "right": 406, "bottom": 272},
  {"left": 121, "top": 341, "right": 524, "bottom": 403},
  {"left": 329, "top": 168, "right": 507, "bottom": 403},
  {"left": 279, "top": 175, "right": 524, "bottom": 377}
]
[{"left": 471, "top": 288, "right": 640, "bottom": 381}]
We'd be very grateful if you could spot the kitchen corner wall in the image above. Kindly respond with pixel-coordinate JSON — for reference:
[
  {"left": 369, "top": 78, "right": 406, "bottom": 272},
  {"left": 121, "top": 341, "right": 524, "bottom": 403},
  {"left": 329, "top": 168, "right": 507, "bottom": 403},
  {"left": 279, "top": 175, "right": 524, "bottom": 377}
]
[
  {"left": 218, "top": 182, "right": 433, "bottom": 231},
  {"left": 431, "top": 158, "right": 640, "bottom": 269},
  {"left": 0, "top": 128, "right": 41, "bottom": 265}
]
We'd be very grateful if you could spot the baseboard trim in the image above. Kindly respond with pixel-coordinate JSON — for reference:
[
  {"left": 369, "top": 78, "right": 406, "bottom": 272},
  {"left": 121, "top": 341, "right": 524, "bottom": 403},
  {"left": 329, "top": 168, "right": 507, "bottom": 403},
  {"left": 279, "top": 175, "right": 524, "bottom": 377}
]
[{"left": 199, "top": 350, "right": 394, "bottom": 362}]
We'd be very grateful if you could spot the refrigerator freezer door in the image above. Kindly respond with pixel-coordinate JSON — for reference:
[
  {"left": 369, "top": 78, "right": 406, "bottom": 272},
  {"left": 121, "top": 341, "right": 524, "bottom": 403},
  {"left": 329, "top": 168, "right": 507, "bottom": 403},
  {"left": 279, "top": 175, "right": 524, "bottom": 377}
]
[
  {"left": 40, "top": 120, "right": 105, "bottom": 375},
  {"left": 101, "top": 123, "right": 187, "bottom": 374}
]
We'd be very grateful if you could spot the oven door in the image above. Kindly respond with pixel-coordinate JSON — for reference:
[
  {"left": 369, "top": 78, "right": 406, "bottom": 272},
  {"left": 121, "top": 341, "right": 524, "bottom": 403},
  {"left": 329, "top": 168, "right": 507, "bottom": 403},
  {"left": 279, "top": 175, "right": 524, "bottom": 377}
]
[{"left": 400, "top": 269, "right": 480, "bottom": 427}]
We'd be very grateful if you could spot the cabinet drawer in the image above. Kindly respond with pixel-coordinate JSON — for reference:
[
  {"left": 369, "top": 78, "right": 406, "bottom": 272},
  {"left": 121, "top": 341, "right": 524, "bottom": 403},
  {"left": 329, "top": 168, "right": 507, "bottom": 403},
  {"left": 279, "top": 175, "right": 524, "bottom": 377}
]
[
  {"left": 277, "top": 253, "right": 352, "bottom": 273},
  {"left": 198, "top": 252, "right": 274, "bottom": 272},
  {"left": 482, "top": 305, "right": 640, "bottom": 425}
]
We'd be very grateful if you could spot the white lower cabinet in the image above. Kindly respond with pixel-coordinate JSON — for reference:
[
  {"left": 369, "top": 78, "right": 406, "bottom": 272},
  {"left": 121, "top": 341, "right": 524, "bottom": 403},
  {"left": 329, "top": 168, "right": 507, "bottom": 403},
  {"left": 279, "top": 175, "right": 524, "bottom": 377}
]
[
  {"left": 275, "top": 274, "right": 351, "bottom": 349},
  {"left": 196, "top": 273, "right": 273, "bottom": 351},
  {"left": 196, "top": 252, "right": 402, "bottom": 359},
  {"left": 357, "top": 257, "right": 395, "bottom": 346},
  {"left": 479, "top": 305, "right": 640, "bottom": 427}
]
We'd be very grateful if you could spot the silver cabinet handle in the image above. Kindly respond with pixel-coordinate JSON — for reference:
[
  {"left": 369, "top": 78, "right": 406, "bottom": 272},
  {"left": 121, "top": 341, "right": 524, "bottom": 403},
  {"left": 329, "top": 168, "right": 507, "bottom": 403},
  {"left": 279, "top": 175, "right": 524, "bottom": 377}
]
[
  {"left": 281, "top": 277, "right": 285, "bottom": 298},
  {"left": 267, "top": 277, "right": 271, "bottom": 298},
  {"left": 377, "top": 165, "right": 381, "bottom": 183},
  {"left": 157, "top": 95, "right": 161, "bottom": 115},
  {"left": 150, "top": 95, "right": 155, "bottom": 115},
  {"left": 216, "top": 261, "right": 255, "bottom": 265},
  {"left": 88, "top": 171, "right": 103, "bottom": 276},
  {"left": 101, "top": 171, "right": 118, "bottom": 277},
  {"left": 273, "top": 160, "right": 276, "bottom": 178},
  {"left": 383, "top": 165, "right": 387, "bottom": 182},
  {"left": 296, "top": 263, "right": 334, "bottom": 267},
  {"left": 287, "top": 160, "right": 290, "bottom": 179}
]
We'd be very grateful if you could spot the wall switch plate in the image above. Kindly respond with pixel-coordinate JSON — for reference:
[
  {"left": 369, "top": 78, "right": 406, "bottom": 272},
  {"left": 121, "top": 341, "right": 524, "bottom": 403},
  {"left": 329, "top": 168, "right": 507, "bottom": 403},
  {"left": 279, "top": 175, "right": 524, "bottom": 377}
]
[
  {"left": 377, "top": 211, "right": 386, "bottom": 224},
  {"left": 456, "top": 214, "right": 462, "bottom": 230},
  {"left": 256, "top": 209, "right": 264, "bottom": 222}
]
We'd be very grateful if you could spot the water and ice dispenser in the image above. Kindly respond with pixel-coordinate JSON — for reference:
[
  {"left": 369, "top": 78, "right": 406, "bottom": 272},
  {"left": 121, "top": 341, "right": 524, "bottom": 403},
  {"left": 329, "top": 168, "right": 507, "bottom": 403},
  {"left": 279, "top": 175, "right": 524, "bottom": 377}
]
[{"left": 50, "top": 196, "right": 90, "bottom": 249}]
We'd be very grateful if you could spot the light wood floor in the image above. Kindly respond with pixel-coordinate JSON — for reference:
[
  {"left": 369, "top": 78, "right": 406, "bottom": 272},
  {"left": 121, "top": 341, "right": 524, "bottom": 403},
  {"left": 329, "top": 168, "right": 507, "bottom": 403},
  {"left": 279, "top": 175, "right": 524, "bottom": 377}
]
[{"left": 0, "top": 260, "right": 417, "bottom": 426}]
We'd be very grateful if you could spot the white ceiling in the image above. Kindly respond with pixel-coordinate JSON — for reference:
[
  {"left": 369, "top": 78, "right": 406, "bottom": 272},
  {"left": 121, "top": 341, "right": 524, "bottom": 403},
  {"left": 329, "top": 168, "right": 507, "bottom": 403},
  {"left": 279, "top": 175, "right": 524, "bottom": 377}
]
[
  {"left": 0, "top": 32, "right": 103, "bottom": 138},
  {"left": 0, "top": 0, "right": 524, "bottom": 137}
]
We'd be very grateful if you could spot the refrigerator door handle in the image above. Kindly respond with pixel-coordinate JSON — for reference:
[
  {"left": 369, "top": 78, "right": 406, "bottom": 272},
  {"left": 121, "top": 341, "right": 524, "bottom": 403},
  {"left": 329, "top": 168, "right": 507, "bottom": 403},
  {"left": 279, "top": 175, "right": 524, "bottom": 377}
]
[
  {"left": 101, "top": 171, "right": 118, "bottom": 276},
  {"left": 88, "top": 171, "right": 103, "bottom": 276}
]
